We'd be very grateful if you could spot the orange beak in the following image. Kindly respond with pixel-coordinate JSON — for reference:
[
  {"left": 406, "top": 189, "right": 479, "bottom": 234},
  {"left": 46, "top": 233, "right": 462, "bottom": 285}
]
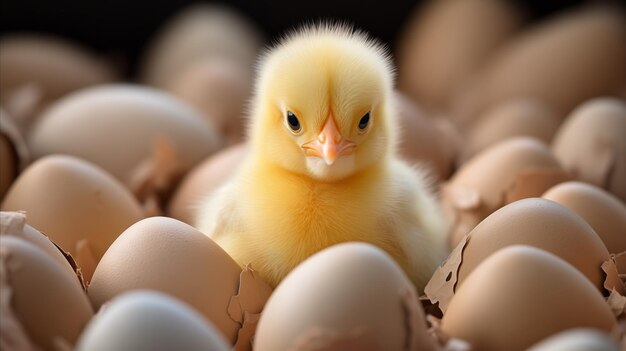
[{"left": 302, "top": 115, "right": 356, "bottom": 165}]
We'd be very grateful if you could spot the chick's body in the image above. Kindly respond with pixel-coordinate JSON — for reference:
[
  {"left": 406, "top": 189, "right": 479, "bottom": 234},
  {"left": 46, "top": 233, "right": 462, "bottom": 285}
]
[{"left": 197, "top": 25, "right": 449, "bottom": 291}]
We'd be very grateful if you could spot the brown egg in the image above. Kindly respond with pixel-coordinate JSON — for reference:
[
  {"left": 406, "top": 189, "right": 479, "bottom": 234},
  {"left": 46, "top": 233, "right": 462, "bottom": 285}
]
[
  {"left": 527, "top": 328, "right": 620, "bottom": 351},
  {"left": 0, "top": 110, "right": 28, "bottom": 201},
  {"left": 254, "top": 242, "right": 436, "bottom": 351},
  {"left": 28, "top": 84, "right": 222, "bottom": 187},
  {"left": 88, "top": 216, "right": 272, "bottom": 347},
  {"left": 1, "top": 211, "right": 84, "bottom": 288},
  {"left": 140, "top": 3, "right": 263, "bottom": 88},
  {"left": 166, "top": 58, "right": 252, "bottom": 145},
  {"left": 457, "top": 198, "right": 615, "bottom": 292},
  {"left": 168, "top": 143, "right": 248, "bottom": 225},
  {"left": 397, "top": 0, "right": 522, "bottom": 110},
  {"left": 542, "top": 182, "right": 626, "bottom": 254},
  {"left": 393, "top": 91, "right": 459, "bottom": 180},
  {"left": 552, "top": 98, "right": 626, "bottom": 203},
  {"left": 461, "top": 99, "right": 561, "bottom": 162},
  {"left": 442, "top": 137, "right": 569, "bottom": 246},
  {"left": 1, "top": 155, "right": 144, "bottom": 281},
  {"left": 76, "top": 291, "right": 230, "bottom": 351},
  {"left": 441, "top": 246, "right": 617, "bottom": 351},
  {"left": 451, "top": 6, "right": 626, "bottom": 126},
  {"left": 0, "top": 236, "right": 93, "bottom": 350},
  {"left": 0, "top": 34, "right": 116, "bottom": 131}
]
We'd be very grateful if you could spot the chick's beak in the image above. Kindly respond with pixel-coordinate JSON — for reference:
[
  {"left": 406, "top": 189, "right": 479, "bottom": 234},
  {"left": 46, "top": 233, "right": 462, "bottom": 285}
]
[{"left": 302, "top": 116, "right": 356, "bottom": 165}]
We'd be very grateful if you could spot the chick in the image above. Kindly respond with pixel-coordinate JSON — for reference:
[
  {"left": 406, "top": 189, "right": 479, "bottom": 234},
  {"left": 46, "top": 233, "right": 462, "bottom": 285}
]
[{"left": 196, "top": 24, "right": 449, "bottom": 291}]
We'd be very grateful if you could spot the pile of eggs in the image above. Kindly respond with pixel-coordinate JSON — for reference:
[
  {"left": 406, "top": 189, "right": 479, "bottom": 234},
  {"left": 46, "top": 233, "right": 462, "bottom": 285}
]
[{"left": 1, "top": 1, "right": 625, "bottom": 350}]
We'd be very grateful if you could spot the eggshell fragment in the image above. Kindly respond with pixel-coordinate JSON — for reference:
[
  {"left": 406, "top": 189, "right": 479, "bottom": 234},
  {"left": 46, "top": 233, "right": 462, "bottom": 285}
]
[
  {"left": 0, "top": 236, "right": 93, "bottom": 350},
  {"left": 168, "top": 143, "right": 248, "bottom": 225},
  {"left": 451, "top": 6, "right": 626, "bottom": 126},
  {"left": 461, "top": 99, "right": 561, "bottom": 162},
  {"left": 140, "top": 3, "right": 262, "bottom": 88},
  {"left": 254, "top": 242, "right": 436, "bottom": 351},
  {"left": 1, "top": 155, "right": 144, "bottom": 281},
  {"left": 76, "top": 290, "right": 230, "bottom": 351},
  {"left": 542, "top": 182, "right": 626, "bottom": 254},
  {"left": 397, "top": 0, "right": 522, "bottom": 109},
  {"left": 0, "top": 34, "right": 116, "bottom": 131},
  {"left": 441, "top": 246, "right": 617, "bottom": 351},
  {"left": 88, "top": 216, "right": 272, "bottom": 347},
  {"left": 442, "top": 137, "right": 569, "bottom": 246},
  {"left": 552, "top": 98, "right": 626, "bottom": 203},
  {"left": 527, "top": 329, "right": 619, "bottom": 351}
]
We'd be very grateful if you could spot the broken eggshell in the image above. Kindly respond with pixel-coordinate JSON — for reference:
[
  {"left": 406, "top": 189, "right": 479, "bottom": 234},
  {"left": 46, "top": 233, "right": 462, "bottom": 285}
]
[
  {"left": 1, "top": 155, "right": 144, "bottom": 282},
  {"left": 0, "top": 236, "right": 93, "bottom": 350},
  {"left": 75, "top": 290, "right": 230, "bottom": 351},
  {"left": 442, "top": 137, "right": 569, "bottom": 247},
  {"left": 87, "top": 216, "right": 272, "bottom": 349},
  {"left": 440, "top": 245, "right": 618, "bottom": 351},
  {"left": 254, "top": 242, "right": 436, "bottom": 351},
  {"left": 552, "top": 97, "right": 626, "bottom": 203},
  {"left": 426, "top": 198, "right": 623, "bottom": 313}
]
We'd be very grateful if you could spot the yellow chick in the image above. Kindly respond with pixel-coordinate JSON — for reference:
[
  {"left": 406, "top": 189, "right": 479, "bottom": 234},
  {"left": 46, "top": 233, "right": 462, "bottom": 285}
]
[{"left": 196, "top": 24, "right": 449, "bottom": 291}]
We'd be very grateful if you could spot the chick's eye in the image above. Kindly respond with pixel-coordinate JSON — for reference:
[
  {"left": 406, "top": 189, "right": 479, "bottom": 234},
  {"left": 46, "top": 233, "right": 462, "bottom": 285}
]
[
  {"left": 358, "top": 112, "right": 370, "bottom": 131},
  {"left": 286, "top": 111, "right": 301, "bottom": 133}
]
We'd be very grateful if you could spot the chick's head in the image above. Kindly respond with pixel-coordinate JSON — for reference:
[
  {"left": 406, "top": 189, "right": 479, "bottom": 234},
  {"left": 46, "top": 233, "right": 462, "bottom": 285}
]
[{"left": 248, "top": 24, "right": 396, "bottom": 181}]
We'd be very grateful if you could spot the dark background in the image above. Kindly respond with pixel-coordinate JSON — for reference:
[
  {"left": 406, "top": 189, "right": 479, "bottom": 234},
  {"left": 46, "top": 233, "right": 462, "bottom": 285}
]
[{"left": 0, "top": 0, "right": 587, "bottom": 77}]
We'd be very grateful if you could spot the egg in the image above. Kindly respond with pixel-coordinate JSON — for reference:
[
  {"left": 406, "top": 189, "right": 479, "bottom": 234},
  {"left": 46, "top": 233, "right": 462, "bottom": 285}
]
[
  {"left": 0, "top": 34, "right": 116, "bottom": 131},
  {"left": 441, "top": 245, "right": 617, "bottom": 351},
  {"left": 168, "top": 143, "right": 248, "bottom": 225},
  {"left": 397, "top": 0, "right": 522, "bottom": 110},
  {"left": 0, "top": 110, "right": 29, "bottom": 201},
  {"left": 0, "top": 236, "right": 93, "bottom": 350},
  {"left": 254, "top": 242, "right": 436, "bottom": 351},
  {"left": 140, "top": 3, "right": 263, "bottom": 88},
  {"left": 1, "top": 155, "right": 144, "bottom": 281},
  {"left": 166, "top": 58, "right": 252, "bottom": 145},
  {"left": 527, "top": 328, "right": 619, "bottom": 351},
  {"left": 76, "top": 290, "right": 230, "bottom": 351},
  {"left": 1, "top": 211, "right": 85, "bottom": 288},
  {"left": 451, "top": 6, "right": 626, "bottom": 126},
  {"left": 442, "top": 137, "right": 569, "bottom": 246},
  {"left": 552, "top": 97, "right": 626, "bottom": 203},
  {"left": 27, "top": 84, "right": 222, "bottom": 188},
  {"left": 88, "top": 216, "right": 272, "bottom": 348},
  {"left": 542, "top": 182, "right": 626, "bottom": 254},
  {"left": 393, "top": 91, "right": 459, "bottom": 180},
  {"left": 461, "top": 99, "right": 561, "bottom": 162}
]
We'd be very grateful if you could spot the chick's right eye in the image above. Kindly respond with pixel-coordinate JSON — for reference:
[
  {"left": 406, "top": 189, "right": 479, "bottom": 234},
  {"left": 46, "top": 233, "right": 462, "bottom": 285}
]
[{"left": 287, "top": 111, "right": 301, "bottom": 132}]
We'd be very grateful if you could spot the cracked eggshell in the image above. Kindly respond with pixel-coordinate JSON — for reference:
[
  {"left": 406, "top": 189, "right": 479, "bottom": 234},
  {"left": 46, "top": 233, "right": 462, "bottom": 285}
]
[
  {"left": 542, "top": 182, "right": 626, "bottom": 254},
  {"left": 88, "top": 216, "right": 272, "bottom": 347},
  {"left": 27, "top": 84, "right": 222, "bottom": 187},
  {"left": 254, "top": 242, "right": 436, "bottom": 351},
  {"left": 442, "top": 137, "right": 569, "bottom": 247},
  {"left": 458, "top": 198, "right": 617, "bottom": 293},
  {"left": 441, "top": 246, "right": 617, "bottom": 351},
  {"left": 0, "top": 211, "right": 85, "bottom": 289},
  {"left": 0, "top": 155, "right": 144, "bottom": 282},
  {"left": 168, "top": 143, "right": 248, "bottom": 225},
  {"left": 552, "top": 98, "right": 626, "bottom": 203},
  {"left": 0, "top": 236, "right": 93, "bottom": 350},
  {"left": 76, "top": 290, "right": 229, "bottom": 351},
  {"left": 461, "top": 99, "right": 561, "bottom": 162}
]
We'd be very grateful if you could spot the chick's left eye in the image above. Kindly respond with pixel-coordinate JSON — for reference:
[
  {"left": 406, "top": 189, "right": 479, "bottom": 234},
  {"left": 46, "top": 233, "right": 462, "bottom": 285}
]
[
  {"left": 358, "top": 112, "right": 370, "bottom": 130},
  {"left": 286, "top": 111, "right": 301, "bottom": 132}
]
